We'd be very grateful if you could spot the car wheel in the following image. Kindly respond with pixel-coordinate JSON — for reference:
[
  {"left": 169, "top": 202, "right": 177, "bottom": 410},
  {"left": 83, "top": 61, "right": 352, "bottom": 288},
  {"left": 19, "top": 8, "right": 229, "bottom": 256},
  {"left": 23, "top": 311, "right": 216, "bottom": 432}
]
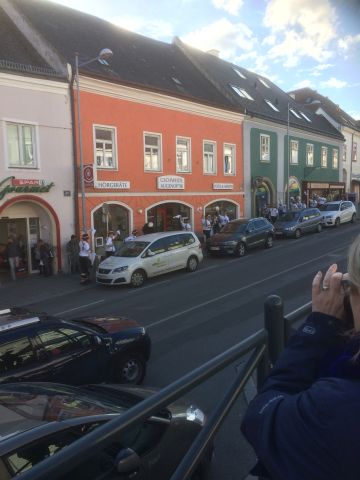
[
  {"left": 351, "top": 213, "right": 356, "bottom": 224},
  {"left": 335, "top": 217, "right": 340, "bottom": 227},
  {"left": 130, "top": 269, "right": 146, "bottom": 287},
  {"left": 235, "top": 242, "right": 246, "bottom": 257},
  {"left": 264, "top": 235, "right": 273, "bottom": 249},
  {"left": 316, "top": 223, "right": 322, "bottom": 233},
  {"left": 294, "top": 228, "right": 301, "bottom": 239},
  {"left": 187, "top": 255, "right": 199, "bottom": 272},
  {"left": 117, "top": 355, "right": 146, "bottom": 384}
]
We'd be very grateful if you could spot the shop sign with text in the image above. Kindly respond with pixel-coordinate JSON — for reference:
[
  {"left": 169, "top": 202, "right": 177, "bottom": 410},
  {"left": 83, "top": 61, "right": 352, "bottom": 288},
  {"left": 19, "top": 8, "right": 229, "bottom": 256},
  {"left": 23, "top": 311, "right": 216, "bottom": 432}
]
[
  {"left": 94, "top": 181, "right": 130, "bottom": 189},
  {"left": 213, "top": 183, "right": 234, "bottom": 190},
  {"left": 157, "top": 176, "right": 185, "bottom": 190},
  {"left": 0, "top": 176, "right": 54, "bottom": 201}
]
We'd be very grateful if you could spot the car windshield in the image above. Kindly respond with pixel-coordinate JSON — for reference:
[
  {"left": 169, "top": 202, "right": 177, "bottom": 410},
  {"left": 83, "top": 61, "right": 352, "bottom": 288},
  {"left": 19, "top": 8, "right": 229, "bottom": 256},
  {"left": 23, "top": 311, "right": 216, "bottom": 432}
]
[
  {"left": 320, "top": 203, "right": 339, "bottom": 211},
  {"left": 114, "top": 241, "right": 150, "bottom": 258},
  {"left": 221, "top": 222, "right": 248, "bottom": 234},
  {"left": 277, "top": 212, "right": 300, "bottom": 222}
]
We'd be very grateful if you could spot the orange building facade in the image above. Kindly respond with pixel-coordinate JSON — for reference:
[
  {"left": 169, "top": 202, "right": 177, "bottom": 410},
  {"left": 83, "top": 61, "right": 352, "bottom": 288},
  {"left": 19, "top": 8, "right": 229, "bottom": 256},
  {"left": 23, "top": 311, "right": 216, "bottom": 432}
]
[{"left": 76, "top": 78, "right": 244, "bottom": 253}]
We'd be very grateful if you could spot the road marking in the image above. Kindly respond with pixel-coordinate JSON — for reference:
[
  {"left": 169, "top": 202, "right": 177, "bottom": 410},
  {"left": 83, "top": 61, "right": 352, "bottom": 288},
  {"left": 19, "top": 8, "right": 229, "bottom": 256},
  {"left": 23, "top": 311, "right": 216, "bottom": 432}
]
[
  {"left": 55, "top": 299, "right": 105, "bottom": 315},
  {"left": 147, "top": 245, "right": 348, "bottom": 329}
]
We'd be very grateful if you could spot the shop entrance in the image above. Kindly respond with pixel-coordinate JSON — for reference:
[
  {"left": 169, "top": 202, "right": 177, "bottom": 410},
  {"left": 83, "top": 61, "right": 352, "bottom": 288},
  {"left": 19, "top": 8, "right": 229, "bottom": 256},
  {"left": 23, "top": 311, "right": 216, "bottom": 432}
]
[
  {"left": 93, "top": 203, "right": 130, "bottom": 255},
  {"left": 147, "top": 203, "right": 192, "bottom": 232}
]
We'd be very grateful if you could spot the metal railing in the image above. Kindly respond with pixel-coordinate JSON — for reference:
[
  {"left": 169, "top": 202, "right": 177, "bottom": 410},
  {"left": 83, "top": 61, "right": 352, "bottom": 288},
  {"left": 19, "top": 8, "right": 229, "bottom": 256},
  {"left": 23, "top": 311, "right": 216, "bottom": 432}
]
[{"left": 20, "top": 295, "right": 312, "bottom": 480}]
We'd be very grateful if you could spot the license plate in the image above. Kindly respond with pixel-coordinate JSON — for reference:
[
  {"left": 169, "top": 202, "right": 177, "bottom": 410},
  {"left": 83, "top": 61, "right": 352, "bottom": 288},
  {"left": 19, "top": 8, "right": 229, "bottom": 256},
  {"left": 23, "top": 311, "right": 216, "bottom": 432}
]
[{"left": 210, "top": 246, "right": 220, "bottom": 250}]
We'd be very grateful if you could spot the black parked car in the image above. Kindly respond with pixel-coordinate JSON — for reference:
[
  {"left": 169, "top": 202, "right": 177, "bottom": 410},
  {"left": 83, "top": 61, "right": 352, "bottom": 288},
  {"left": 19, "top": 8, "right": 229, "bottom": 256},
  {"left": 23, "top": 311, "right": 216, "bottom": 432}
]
[
  {"left": 206, "top": 217, "right": 274, "bottom": 256},
  {"left": 0, "top": 308, "right": 151, "bottom": 385},
  {"left": 0, "top": 382, "right": 213, "bottom": 479}
]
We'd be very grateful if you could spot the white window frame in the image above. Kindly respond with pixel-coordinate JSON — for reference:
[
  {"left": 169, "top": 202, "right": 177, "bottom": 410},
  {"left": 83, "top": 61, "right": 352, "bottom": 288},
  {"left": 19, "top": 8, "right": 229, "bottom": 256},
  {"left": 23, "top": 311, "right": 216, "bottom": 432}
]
[
  {"left": 223, "top": 143, "right": 236, "bottom": 175},
  {"left": 203, "top": 140, "right": 217, "bottom": 175},
  {"left": 290, "top": 140, "right": 299, "bottom": 164},
  {"left": 93, "top": 125, "right": 117, "bottom": 170},
  {"left": 260, "top": 135, "right": 270, "bottom": 162},
  {"left": 343, "top": 144, "right": 347, "bottom": 162},
  {"left": 306, "top": 143, "right": 314, "bottom": 166},
  {"left": 176, "top": 136, "right": 191, "bottom": 173},
  {"left": 353, "top": 142, "right": 358, "bottom": 162},
  {"left": 6, "top": 121, "right": 39, "bottom": 169},
  {"left": 321, "top": 146, "right": 328, "bottom": 168},
  {"left": 231, "top": 85, "right": 254, "bottom": 100},
  {"left": 299, "top": 111, "right": 312, "bottom": 122},
  {"left": 332, "top": 149, "right": 339, "bottom": 169},
  {"left": 144, "top": 132, "right": 162, "bottom": 172},
  {"left": 264, "top": 99, "right": 279, "bottom": 112}
]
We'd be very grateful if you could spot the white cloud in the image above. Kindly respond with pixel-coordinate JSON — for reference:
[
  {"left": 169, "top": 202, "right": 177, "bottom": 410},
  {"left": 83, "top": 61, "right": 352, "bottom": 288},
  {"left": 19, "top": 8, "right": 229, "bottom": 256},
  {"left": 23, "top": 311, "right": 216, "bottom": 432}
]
[
  {"left": 349, "top": 111, "right": 360, "bottom": 121},
  {"left": 212, "top": 0, "right": 244, "bottom": 16},
  {"left": 263, "top": 0, "right": 337, "bottom": 66},
  {"left": 262, "top": 35, "right": 277, "bottom": 46},
  {"left": 292, "top": 79, "right": 314, "bottom": 89},
  {"left": 181, "top": 18, "right": 256, "bottom": 59},
  {"left": 310, "top": 63, "right": 334, "bottom": 77},
  {"left": 109, "top": 15, "right": 173, "bottom": 40},
  {"left": 320, "top": 77, "right": 348, "bottom": 89},
  {"left": 338, "top": 33, "right": 360, "bottom": 51}
]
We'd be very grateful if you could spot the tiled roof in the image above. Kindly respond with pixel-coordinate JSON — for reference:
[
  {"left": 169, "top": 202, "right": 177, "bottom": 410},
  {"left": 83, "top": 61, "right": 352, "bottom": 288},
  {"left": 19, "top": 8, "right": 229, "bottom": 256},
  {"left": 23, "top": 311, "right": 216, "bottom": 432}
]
[
  {"left": 10, "top": 0, "right": 235, "bottom": 110},
  {"left": 288, "top": 87, "right": 360, "bottom": 133},
  {"left": 174, "top": 39, "right": 344, "bottom": 141},
  {"left": 0, "top": 8, "right": 60, "bottom": 78}
]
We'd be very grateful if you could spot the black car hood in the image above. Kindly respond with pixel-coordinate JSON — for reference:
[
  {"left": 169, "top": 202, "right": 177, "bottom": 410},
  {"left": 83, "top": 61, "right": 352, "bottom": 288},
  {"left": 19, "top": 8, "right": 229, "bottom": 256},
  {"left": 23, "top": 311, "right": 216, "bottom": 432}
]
[
  {"left": 209, "top": 232, "right": 238, "bottom": 242},
  {"left": 71, "top": 316, "right": 140, "bottom": 333}
]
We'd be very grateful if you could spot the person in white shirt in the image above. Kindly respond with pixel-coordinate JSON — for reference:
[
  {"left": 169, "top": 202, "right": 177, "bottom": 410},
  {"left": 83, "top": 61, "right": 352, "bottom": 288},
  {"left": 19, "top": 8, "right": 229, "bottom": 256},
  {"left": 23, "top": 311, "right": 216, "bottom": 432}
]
[
  {"left": 181, "top": 218, "right": 192, "bottom": 231},
  {"left": 79, "top": 233, "right": 91, "bottom": 284},
  {"left": 201, "top": 215, "right": 212, "bottom": 240},
  {"left": 105, "top": 231, "right": 116, "bottom": 257},
  {"left": 124, "top": 230, "right": 138, "bottom": 242}
]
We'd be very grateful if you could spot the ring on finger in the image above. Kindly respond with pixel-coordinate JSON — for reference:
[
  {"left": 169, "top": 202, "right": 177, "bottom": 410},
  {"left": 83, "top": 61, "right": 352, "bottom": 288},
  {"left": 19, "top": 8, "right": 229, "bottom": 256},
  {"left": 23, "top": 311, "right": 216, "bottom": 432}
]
[{"left": 322, "top": 285, "right": 330, "bottom": 291}]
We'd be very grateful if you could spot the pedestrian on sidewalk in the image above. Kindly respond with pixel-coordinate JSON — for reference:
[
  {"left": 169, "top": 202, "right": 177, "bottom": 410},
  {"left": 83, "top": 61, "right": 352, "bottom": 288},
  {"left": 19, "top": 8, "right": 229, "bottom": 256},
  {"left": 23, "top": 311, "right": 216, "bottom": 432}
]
[
  {"left": 5, "top": 237, "right": 20, "bottom": 281},
  {"left": 105, "top": 231, "right": 116, "bottom": 257},
  {"left": 79, "top": 233, "right": 91, "bottom": 284},
  {"left": 201, "top": 215, "right": 212, "bottom": 241}
]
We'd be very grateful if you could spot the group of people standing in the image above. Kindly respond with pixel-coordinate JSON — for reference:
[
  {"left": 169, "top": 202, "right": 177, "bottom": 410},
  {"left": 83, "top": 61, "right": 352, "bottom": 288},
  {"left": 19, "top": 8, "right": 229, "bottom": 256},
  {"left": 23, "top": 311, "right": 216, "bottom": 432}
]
[{"left": 201, "top": 211, "right": 230, "bottom": 240}]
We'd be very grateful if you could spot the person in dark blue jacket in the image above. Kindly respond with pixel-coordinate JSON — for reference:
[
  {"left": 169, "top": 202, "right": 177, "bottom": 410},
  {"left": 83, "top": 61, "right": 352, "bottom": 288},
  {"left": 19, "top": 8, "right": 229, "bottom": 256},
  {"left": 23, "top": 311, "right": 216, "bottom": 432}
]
[{"left": 241, "top": 237, "right": 360, "bottom": 480}]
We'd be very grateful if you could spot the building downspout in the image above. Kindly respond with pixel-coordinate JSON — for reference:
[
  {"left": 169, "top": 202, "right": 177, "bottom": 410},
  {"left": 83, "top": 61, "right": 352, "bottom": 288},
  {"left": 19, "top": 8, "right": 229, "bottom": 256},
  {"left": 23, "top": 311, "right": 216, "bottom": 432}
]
[{"left": 350, "top": 131, "right": 354, "bottom": 194}]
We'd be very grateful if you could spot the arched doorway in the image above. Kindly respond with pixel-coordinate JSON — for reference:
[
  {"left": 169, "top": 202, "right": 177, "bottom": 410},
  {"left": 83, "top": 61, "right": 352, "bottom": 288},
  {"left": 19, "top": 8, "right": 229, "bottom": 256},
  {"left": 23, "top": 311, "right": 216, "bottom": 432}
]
[
  {"left": 252, "top": 177, "right": 276, "bottom": 217},
  {"left": 92, "top": 203, "right": 130, "bottom": 253},
  {"left": 147, "top": 202, "right": 193, "bottom": 232},
  {"left": 204, "top": 200, "right": 238, "bottom": 220},
  {"left": 0, "top": 197, "right": 59, "bottom": 277}
]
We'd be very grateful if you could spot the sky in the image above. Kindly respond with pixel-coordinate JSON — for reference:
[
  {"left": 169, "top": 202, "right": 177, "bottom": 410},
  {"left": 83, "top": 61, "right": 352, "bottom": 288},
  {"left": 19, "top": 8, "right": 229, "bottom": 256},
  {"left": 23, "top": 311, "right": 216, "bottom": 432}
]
[{"left": 49, "top": 0, "right": 360, "bottom": 120}]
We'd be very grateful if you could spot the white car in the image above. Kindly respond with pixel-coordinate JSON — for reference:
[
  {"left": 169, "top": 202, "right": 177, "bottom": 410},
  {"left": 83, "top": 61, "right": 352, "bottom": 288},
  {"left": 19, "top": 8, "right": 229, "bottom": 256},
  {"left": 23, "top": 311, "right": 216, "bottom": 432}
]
[
  {"left": 96, "top": 231, "right": 203, "bottom": 287},
  {"left": 321, "top": 201, "right": 357, "bottom": 227}
]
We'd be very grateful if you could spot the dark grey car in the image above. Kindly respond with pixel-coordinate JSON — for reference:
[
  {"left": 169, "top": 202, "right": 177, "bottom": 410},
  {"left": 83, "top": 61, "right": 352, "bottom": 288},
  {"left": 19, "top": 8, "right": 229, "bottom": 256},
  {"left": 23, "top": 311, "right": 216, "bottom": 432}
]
[
  {"left": 206, "top": 217, "right": 274, "bottom": 256},
  {"left": 274, "top": 208, "right": 322, "bottom": 238},
  {"left": 0, "top": 382, "right": 213, "bottom": 479}
]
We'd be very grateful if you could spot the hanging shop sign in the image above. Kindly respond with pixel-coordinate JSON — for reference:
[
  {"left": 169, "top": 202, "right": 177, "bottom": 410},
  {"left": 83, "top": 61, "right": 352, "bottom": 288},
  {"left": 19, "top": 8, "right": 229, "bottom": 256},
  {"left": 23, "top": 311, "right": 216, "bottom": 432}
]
[
  {"left": 83, "top": 165, "right": 94, "bottom": 187},
  {"left": 94, "top": 181, "right": 130, "bottom": 189},
  {"left": 0, "top": 176, "right": 55, "bottom": 201},
  {"left": 213, "top": 183, "right": 234, "bottom": 190},
  {"left": 157, "top": 176, "right": 185, "bottom": 190}
]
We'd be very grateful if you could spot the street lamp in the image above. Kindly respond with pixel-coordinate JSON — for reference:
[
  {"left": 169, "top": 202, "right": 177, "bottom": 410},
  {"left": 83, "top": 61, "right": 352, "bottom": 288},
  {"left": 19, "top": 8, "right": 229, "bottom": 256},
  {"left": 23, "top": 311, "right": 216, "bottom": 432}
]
[{"left": 75, "top": 48, "right": 113, "bottom": 234}]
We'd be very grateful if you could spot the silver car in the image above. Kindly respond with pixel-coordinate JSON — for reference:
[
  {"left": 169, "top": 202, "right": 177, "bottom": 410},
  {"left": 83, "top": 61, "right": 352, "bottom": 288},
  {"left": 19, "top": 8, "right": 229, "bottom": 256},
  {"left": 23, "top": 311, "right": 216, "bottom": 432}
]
[
  {"left": 320, "top": 201, "right": 357, "bottom": 227},
  {"left": 96, "top": 231, "right": 203, "bottom": 287}
]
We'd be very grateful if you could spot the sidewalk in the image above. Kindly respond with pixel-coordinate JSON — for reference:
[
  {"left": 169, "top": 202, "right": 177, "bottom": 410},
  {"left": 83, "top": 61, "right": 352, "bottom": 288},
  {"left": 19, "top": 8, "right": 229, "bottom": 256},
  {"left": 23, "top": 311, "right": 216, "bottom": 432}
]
[{"left": 0, "top": 272, "right": 94, "bottom": 309}]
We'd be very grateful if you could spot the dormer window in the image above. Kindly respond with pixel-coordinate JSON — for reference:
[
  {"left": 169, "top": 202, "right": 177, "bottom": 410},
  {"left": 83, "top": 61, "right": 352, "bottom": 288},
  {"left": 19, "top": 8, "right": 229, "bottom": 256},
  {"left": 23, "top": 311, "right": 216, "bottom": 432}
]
[
  {"left": 233, "top": 68, "right": 246, "bottom": 79},
  {"left": 299, "top": 111, "right": 312, "bottom": 122},
  {"left": 231, "top": 85, "right": 253, "bottom": 100},
  {"left": 289, "top": 108, "right": 301, "bottom": 119},
  {"left": 258, "top": 77, "right": 270, "bottom": 88},
  {"left": 264, "top": 99, "right": 279, "bottom": 112}
]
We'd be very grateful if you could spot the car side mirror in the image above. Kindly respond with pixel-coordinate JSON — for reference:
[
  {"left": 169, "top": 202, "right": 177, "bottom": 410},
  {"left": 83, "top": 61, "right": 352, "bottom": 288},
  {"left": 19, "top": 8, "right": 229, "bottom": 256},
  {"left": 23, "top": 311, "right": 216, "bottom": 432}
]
[
  {"left": 93, "top": 335, "right": 102, "bottom": 345},
  {"left": 147, "top": 250, "right": 155, "bottom": 257},
  {"left": 115, "top": 448, "right": 141, "bottom": 476}
]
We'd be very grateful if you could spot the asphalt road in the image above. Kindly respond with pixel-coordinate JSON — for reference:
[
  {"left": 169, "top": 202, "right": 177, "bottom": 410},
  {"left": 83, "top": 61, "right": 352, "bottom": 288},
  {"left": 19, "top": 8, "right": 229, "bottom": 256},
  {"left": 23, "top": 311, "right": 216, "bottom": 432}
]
[{"left": 27, "top": 222, "right": 360, "bottom": 480}]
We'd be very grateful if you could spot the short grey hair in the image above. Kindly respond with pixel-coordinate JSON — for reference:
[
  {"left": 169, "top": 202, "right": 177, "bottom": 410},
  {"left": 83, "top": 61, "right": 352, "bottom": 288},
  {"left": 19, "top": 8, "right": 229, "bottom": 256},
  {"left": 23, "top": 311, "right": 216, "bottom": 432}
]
[{"left": 348, "top": 234, "right": 360, "bottom": 288}]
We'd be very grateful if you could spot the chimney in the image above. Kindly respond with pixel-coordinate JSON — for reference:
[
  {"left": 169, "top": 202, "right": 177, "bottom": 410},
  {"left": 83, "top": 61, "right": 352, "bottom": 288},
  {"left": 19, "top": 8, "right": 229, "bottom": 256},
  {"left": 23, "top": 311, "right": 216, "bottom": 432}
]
[{"left": 207, "top": 49, "right": 220, "bottom": 57}]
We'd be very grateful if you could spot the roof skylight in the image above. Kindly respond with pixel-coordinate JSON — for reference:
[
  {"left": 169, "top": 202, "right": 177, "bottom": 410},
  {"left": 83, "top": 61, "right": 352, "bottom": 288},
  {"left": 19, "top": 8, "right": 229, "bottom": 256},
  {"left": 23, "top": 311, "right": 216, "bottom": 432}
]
[
  {"left": 233, "top": 68, "right": 246, "bottom": 79},
  {"left": 299, "top": 111, "right": 312, "bottom": 122},
  {"left": 231, "top": 85, "right": 253, "bottom": 100},
  {"left": 289, "top": 108, "right": 301, "bottom": 119},
  {"left": 264, "top": 99, "right": 279, "bottom": 112},
  {"left": 258, "top": 77, "right": 270, "bottom": 88}
]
